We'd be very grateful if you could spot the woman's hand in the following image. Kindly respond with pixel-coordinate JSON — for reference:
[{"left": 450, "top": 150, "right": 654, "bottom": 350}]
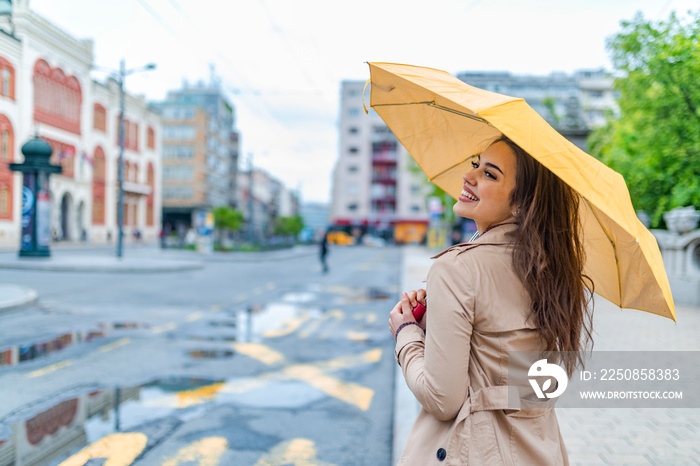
[
  {"left": 406, "top": 288, "right": 427, "bottom": 331},
  {"left": 389, "top": 292, "right": 415, "bottom": 339}
]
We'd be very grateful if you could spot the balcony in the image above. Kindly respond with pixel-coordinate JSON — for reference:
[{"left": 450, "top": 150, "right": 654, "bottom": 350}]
[
  {"left": 371, "top": 173, "right": 396, "bottom": 184},
  {"left": 372, "top": 151, "right": 397, "bottom": 164}
]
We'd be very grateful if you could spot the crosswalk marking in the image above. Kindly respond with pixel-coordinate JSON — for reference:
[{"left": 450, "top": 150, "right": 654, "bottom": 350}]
[
  {"left": 152, "top": 322, "right": 177, "bottom": 333},
  {"left": 233, "top": 342, "right": 285, "bottom": 365},
  {"left": 254, "top": 438, "right": 335, "bottom": 466},
  {"left": 162, "top": 437, "right": 228, "bottom": 466},
  {"left": 98, "top": 337, "right": 131, "bottom": 353},
  {"left": 58, "top": 432, "right": 147, "bottom": 466},
  {"left": 186, "top": 311, "right": 205, "bottom": 322},
  {"left": 28, "top": 359, "right": 73, "bottom": 378}
]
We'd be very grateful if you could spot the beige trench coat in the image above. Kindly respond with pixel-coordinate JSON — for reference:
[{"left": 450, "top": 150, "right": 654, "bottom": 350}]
[{"left": 395, "top": 223, "right": 569, "bottom": 465}]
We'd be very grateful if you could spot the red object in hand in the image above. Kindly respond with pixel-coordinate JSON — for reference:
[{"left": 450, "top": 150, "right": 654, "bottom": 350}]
[{"left": 412, "top": 302, "right": 426, "bottom": 321}]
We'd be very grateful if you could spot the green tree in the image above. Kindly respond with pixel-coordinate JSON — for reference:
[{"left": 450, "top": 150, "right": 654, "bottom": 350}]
[
  {"left": 273, "top": 215, "right": 304, "bottom": 237},
  {"left": 588, "top": 10, "right": 700, "bottom": 227},
  {"left": 212, "top": 206, "right": 244, "bottom": 235}
]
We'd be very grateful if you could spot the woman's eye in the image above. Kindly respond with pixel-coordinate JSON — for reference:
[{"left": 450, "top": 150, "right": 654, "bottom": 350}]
[
  {"left": 470, "top": 161, "right": 479, "bottom": 169},
  {"left": 485, "top": 171, "right": 496, "bottom": 180}
]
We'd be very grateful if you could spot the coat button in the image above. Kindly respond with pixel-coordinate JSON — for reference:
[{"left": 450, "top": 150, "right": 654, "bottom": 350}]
[{"left": 437, "top": 448, "right": 447, "bottom": 461}]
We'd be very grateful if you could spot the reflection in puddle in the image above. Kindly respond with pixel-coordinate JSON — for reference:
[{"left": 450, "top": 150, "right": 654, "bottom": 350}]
[
  {"left": 282, "top": 292, "right": 316, "bottom": 303},
  {"left": 188, "top": 349, "right": 235, "bottom": 359},
  {"left": 338, "top": 287, "right": 392, "bottom": 304},
  {"left": 0, "top": 378, "right": 223, "bottom": 466},
  {"left": 0, "top": 323, "right": 151, "bottom": 368}
]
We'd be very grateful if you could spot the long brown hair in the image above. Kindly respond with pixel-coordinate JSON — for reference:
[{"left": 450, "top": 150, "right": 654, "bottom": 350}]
[{"left": 495, "top": 135, "right": 594, "bottom": 377}]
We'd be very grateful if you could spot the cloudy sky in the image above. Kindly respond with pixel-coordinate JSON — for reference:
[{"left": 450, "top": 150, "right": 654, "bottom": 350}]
[{"left": 30, "top": 0, "right": 698, "bottom": 203}]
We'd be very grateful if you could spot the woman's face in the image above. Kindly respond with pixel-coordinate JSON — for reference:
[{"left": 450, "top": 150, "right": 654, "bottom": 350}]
[{"left": 453, "top": 141, "right": 518, "bottom": 233}]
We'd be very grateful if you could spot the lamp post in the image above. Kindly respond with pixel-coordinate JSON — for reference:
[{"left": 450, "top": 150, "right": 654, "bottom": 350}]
[{"left": 115, "top": 59, "right": 155, "bottom": 258}]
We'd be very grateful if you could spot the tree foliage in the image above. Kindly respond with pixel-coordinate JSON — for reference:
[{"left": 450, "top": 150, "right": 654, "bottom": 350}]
[
  {"left": 273, "top": 215, "right": 304, "bottom": 236},
  {"left": 212, "top": 206, "right": 244, "bottom": 232},
  {"left": 588, "top": 10, "right": 700, "bottom": 227}
]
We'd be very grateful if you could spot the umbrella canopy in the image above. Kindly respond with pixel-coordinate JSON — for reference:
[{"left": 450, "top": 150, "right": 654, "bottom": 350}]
[{"left": 368, "top": 62, "right": 675, "bottom": 321}]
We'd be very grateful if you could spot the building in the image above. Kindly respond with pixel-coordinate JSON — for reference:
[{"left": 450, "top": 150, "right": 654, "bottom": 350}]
[
  {"left": 237, "top": 167, "right": 299, "bottom": 241},
  {"left": 455, "top": 69, "right": 617, "bottom": 148},
  {"left": 299, "top": 201, "right": 329, "bottom": 242},
  {"left": 0, "top": 0, "right": 162, "bottom": 249},
  {"left": 152, "top": 78, "right": 239, "bottom": 237},
  {"left": 330, "top": 80, "right": 431, "bottom": 243}
]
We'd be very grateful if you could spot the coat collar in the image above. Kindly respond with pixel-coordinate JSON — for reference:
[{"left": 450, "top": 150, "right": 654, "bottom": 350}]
[{"left": 431, "top": 222, "right": 519, "bottom": 259}]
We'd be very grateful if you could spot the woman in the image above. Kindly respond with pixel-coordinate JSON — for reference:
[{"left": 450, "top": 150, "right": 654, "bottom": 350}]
[{"left": 389, "top": 135, "right": 594, "bottom": 465}]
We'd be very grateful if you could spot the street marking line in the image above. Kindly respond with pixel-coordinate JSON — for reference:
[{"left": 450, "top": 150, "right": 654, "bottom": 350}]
[
  {"left": 315, "top": 348, "right": 382, "bottom": 371},
  {"left": 233, "top": 342, "right": 285, "bottom": 365},
  {"left": 162, "top": 437, "right": 228, "bottom": 466},
  {"left": 28, "top": 359, "right": 73, "bottom": 378},
  {"left": 353, "top": 312, "right": 378, "bottom": 323},
  {"left": 186, "top": 311, "right": 204, "bottom": 322},
  {"left": 346, "top": 331, "right": 369, "bottom": 341},
  {"left": 58, "top": 432, "right": 147, "bottom": 466},
  {"left": 98, "top": 337, "right": 131, "bottom": 353},
  {"left": 284, "top": 364, "right": 374, "bottom": 411},
  {"left": 262, "top": 314, "right": 310, "bottom": 338},
  {"left": 152, "top": 322, "right": 177, "bottom": 334},
  {"left": 254, "top": 438, "right": 336, "bottom": 466}
]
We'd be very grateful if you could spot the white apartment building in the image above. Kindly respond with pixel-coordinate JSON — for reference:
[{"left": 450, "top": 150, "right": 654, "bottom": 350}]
[
  {"left": 0, "top": 0, "right": 162, "bottom": 249},
  {"left": 330, "top": 80, "right": 431, "bottom": 244}
]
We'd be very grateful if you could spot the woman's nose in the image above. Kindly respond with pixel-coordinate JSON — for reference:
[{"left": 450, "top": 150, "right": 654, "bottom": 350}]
[{"left": 464, "top": 171, "right": 476, "bottom": 185}]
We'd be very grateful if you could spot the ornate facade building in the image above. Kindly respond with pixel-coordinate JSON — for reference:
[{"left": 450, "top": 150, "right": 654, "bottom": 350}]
[{"left": 0, "top": 0, "right": 162, "bottom": 249}]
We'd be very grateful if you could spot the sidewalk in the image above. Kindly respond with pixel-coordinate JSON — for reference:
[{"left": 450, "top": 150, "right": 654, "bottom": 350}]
[{"left": 395, "top": 246, "right": 700, "bottom": 466}]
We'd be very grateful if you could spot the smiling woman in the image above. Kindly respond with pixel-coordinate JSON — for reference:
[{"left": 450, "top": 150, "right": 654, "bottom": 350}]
[{"left": 389, "top": 134, "right": 594, "bottom": 465}]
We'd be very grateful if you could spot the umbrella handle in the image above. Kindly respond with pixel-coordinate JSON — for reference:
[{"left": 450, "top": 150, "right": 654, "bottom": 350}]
[{"left": 362, "top": 78, "right": 371, "bottom": 114}]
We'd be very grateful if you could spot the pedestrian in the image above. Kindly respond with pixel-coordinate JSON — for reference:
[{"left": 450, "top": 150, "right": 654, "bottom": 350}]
[
  {"left": 389, "top": 135, "right": 594, "bottom": 465},
  {"left": 319, "top": 230, "right": 329, "bottom": 273}
]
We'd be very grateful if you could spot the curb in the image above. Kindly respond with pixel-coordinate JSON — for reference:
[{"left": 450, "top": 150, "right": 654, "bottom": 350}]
[{"left": 0, "top": 284, "right": 38, "bottom": 315}]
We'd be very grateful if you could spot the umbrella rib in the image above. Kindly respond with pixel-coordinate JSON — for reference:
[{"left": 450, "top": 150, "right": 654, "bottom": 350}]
[
  {"left": 428, "top": 155, "right": 478, "bottom": 182},
  {"left": 584, "top": 198, "right": 622, "bottom": 305},
  {"left": 372, "top": 101, "right": 493, "bottom": 126}
]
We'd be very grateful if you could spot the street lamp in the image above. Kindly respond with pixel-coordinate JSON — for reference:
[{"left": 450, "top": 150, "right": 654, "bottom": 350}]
[{"left": 116, "top": 59, "right": 156, "bottom": 258}]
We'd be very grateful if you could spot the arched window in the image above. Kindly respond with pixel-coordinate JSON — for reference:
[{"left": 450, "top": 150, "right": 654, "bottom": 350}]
[
  {"left": 92, "top": 147, "right": 106, "bottom": 225},
  {"left": 93, "top": 104, "right": 106, "bottom": 131},
  {"left": 0, "top": 114, "right": 14, "bottom": 220},
  {"left": 146, "top": 162, "right": 155, "bottom": 226},
  {"left": 147, "top": 126, "right": 155, "bottom": 150},
  {"left": 33, "top": 59, "right": 82, "bottom": 134},
  {"left": 0, "top": 57, "right": 14, "bottom": 100}
]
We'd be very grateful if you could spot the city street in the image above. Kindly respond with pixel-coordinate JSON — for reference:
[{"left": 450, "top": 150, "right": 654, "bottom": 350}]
[{"left": 0, "top": 245, "right": 401, "bottom": 465}]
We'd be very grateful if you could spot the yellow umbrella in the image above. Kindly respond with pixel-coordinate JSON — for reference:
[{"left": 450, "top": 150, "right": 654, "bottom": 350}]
[{"left": 367, "top": 62, "right": 675, "bottom": 321}]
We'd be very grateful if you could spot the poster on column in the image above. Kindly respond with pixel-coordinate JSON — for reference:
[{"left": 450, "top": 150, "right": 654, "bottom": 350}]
[
  {"left": 36, "top": 191, "right": 51, "bottom": 248},
  {"left": 21, "top": 174, "right": 36, "bottom": 251}
]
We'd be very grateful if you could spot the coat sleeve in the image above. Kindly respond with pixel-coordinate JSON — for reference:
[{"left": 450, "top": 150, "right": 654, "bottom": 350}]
[{"left": 395, "top": 253, "right": 475, "bottom": 421}]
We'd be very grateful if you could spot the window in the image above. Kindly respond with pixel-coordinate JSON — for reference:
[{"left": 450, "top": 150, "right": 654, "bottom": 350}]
[
  {"left": 32, "top": 59, "right": 81, "bottom": 134},
  {"left": 348, "top": 127, "right": 359, "bottom": 135},
  {"left": 411, "top": 205, "right": 421, "bottom": 212},
  {"left": 348, "top": 108, "right": 359, "bottom": 117},
  {"left": 0, "top": 114, "right": 13, "bottom": 220},
  {"left": 347, "top": 184, "right": 358, "bottom": 194},
  {"left": 163, "top": 125, "right": 196, "bottom": 140},
  {"left": 348, "top": 147, "right": 358, "bottom": 154},
  {"left": 146, "top": 163, "right": 155, "bottom": 226},
  {"left": 93, "top": 104, "right": 106, "bottom": 131},
  {"left": 163, "top": 144, "right": 194, "bottom": 159},
  {"left": 348, "top": 165, "right": 358, "bottom": 173},
  {"left": 0, "top": 57, "right": 14, "bottom": 100},
  {"left": 163, "top": 186, "right": 194, "bottom": 200},
  {"left": 347, "top": 203, "right": 358, "bottom": 211},
  {"left": 147, "top": 127, "right": 155, "bottom": 149},
  {"left": 163, "top": 165, "right": 194, "bottom": 181}
]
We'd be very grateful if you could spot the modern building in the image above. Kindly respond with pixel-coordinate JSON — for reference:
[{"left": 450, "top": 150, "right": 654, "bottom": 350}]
[
  {"left": 455, "top": 69, "right": 617, "bottom": 148},
  {"left": 330, "top": 80, "right": 431, "bottom": 243},
  {"left": 0, "top": 0, "right": 162, "bottom": 249},
  {"left": 152, "top": 78, "right": 239, "bottom": 237}
]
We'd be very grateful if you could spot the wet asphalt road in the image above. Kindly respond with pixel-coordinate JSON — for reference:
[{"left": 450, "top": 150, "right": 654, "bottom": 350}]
[{"left": 0, "top": 245, "right": 401, "bottom": 465}]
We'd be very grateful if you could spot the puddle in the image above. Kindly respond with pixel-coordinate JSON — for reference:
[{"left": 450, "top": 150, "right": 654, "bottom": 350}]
[
  {"left": 337, "top": 287, "right": 393, "bottom": 304},
  {"left": 281, "top": 292, "right": 316, "bottom": 303},
  {"left": 189, "top": 335, "right": 237, "bottom": 342},
  {"left": 0, "top": 323, "right": 151, "bottom": 368},
  {"left": 0, "top": 377, "right": 224, "bottom": 466},
  {"left": 208, "top": 320, "right": 237, "bottom": 328},
  {"left": 188, "top": 349, "right": 235, "bottom": 359}
]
